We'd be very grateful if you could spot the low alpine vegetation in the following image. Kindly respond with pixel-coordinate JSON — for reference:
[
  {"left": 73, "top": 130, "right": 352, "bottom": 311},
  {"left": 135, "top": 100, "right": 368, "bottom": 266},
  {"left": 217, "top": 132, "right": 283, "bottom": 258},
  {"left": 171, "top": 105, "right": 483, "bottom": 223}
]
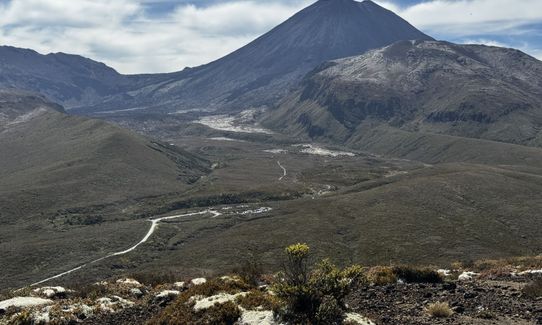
[
  {"left": 426, "top": 302, "right": 453, "bottom": 318},
  {"left": 273, "top": 243, "right": 366, "bottom": 324}
]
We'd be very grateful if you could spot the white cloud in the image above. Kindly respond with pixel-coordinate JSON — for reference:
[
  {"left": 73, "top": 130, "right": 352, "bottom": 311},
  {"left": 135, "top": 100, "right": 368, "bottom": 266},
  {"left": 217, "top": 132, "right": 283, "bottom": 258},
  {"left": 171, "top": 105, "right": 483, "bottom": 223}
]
[
  {"left": 0, "top": 0, "right": 541, "bottom": 73},
  {"left": 376, "top": 0, "right": 542, "bottom": 36},
  {"left": 0, "top": 0, "right": 311, "bottom": 74}
]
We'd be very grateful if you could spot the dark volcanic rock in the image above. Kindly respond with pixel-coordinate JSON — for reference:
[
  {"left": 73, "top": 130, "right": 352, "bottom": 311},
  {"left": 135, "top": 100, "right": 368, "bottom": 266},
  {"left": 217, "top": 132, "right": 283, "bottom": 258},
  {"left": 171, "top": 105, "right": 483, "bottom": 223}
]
[
  {"left": 264, "top": 40, "right": 542, "bottom": 148},
  {"left": 74, "top": 0, "right": 433, "bottom": 114}
]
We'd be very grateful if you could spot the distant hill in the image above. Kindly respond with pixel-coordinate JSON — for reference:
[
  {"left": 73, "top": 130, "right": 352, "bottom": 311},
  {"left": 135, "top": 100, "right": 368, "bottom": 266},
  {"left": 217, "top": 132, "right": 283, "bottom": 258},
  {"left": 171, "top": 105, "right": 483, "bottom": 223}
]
[
  {"left": 73, "top": 0, "right": 433, "bottom": 115},
  {"left": 0, "top": 46, "right": 177, "bottom": 110},
  {"left": 263, "top": 40, "right": 542, "bottom": 152},
  {"left": 0, "top": 90, "right": 210, "bottom": 220}
]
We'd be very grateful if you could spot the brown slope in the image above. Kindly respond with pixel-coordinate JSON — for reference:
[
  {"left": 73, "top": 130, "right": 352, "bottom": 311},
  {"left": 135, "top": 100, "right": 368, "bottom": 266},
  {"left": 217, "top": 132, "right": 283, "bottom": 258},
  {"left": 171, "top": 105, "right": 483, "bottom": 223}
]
[{"left": 0, "top": 90, "right": 210, "bottom": 221}]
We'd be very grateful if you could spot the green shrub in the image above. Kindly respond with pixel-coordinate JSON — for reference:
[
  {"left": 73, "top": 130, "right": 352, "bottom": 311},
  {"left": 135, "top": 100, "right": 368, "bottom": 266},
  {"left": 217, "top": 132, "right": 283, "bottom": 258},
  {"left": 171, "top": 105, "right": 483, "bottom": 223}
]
[
  {"left": 393, "top": 266, "right": 443, "bottom": 283},
  {"left": 315, "top": 295, "right": 344, "bottom": 325},
  {"left": 284, "top": 243, "right": 311, "bottom": 286},
  {"left": 273, "top": 244, "right": 366, "bottom": 324}
]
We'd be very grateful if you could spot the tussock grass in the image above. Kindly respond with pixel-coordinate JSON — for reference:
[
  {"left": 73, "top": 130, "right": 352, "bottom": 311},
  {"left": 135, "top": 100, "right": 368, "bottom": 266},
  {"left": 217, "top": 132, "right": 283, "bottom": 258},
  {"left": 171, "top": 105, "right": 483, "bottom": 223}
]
[{"left": 426, "top": 302, "right": 453, "bottom": 318}]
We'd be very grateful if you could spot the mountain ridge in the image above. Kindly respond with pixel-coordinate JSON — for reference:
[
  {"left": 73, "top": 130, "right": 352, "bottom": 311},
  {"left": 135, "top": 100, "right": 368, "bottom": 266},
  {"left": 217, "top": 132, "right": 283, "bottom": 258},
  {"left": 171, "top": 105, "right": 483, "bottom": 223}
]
[
  {"left": 71, "top": 0, "right": 433, "bottom": 114},
  {"left": 262, "top": 40, "right": 542, "bottom": 149}
]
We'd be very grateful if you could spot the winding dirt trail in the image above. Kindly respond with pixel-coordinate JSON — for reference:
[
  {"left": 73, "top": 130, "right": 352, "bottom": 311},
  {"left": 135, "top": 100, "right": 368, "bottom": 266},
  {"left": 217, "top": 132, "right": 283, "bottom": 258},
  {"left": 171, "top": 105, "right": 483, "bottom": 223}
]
[
  {"left": 277, "top": 161, "right": 287, "bottom": 181},
  {"left": 31, "top": 210, "right": 221, "bottom": 287}
]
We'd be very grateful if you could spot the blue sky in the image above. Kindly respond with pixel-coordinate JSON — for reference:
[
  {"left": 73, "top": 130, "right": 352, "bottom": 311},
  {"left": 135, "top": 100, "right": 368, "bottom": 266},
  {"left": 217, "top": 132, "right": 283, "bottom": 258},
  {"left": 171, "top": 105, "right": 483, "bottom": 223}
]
[{"left": 0, "top": 0, "right": 541, "bottom": 73}]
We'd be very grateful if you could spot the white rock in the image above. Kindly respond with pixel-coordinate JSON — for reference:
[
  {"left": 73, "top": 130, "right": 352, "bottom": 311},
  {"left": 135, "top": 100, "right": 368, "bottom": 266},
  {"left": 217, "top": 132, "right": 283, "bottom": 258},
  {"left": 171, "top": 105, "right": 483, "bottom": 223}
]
[
  {"left": 239, "top": 309, "right": 279, "bottom": 325},
  {"left": 458, "top": 271, "right": 478, "bottom": 281},
  {"left": 437, "top": 269, "right": 452, "bottom": 277},
  {"left": 130, "top": 288, "right": 144, "bottom": 298},
  {"left": 345, "top": 312, "right": 377, "bottom": 325},
  {"left": 0, "top": 297, "right": 53, "bottom": 309},
  {"left": 97, "top": 296, "right": 134, "bottom": 312},
  {"left": 33, "top": 286, "right": 68, "bottom": 298},
  {"left": 116, "top": 278, "right": 141, "bottom": 286},
  {"left": 191, "top": 278, "right": 207, "bottom": 286},
  {"left": 32, "top": 309, "right": 51, "bottom": 324},
  {"left": 174, "top": 281, "right": 187, "bottom": 289},
  {"left": 293, "top": 144, "right": 355, "bottom": 157},
  {"left": 518, "top": 269, "right": 542, "bottom": 276},
  {"left": 193, "top": 292, "right": 247, "bottom": 311},
  {"left": 155, "top": 290, "right": 180, "bottom": 299}
]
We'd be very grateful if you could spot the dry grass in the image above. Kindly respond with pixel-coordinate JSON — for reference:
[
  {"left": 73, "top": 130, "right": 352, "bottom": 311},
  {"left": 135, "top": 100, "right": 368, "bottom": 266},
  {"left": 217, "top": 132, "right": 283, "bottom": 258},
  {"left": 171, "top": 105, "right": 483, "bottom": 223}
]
[
  {"left": 235, "top": 289, "right": 281, "bottom": 311},
  {"left": 473, "top": 256, "right": 542, "bottom": 273},
  {"left": 393, "top": 266, "right": 443, "bottom": 284},
  {"left": 129, "top": 271, "right": 179, "bottom": 288},
  {"left": 426, "top": 302, "right": 453, "bottom": 318},
  {"left": 366, "top": 266, "right": 397, "bottom": 285}
]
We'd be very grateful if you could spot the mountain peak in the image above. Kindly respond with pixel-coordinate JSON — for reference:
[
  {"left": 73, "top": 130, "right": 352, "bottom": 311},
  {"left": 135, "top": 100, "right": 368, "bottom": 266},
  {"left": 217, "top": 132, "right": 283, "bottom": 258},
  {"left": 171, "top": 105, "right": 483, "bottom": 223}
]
[{"left": 75, "top": 0, "right": 434, "bottom": 114}]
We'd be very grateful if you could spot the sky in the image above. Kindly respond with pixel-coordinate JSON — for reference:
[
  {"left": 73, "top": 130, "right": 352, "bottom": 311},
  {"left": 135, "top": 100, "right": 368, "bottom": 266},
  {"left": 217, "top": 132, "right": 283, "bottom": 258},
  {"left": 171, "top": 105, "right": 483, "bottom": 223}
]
[{"left": 0, "top": 0, "right": 541, "bottom": 74}]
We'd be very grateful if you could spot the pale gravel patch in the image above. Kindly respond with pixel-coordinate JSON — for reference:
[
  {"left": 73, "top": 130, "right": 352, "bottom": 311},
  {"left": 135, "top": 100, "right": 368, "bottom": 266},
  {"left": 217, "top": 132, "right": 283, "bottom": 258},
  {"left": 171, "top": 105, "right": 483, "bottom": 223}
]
[
  {"left": 197, "top": 113, "right": 273, "bottom": 134},
  {"left": 116, "top": 278, "right": 142, "bottom": 286},
  {"left": 192, "top": 292, "right": 248, "bottom": 311},
  {"left": 33, "top": 286, "right": 69, "bottom": 298},
  {"left": 458, "top": 271, "right": 479, "bottom": 281},
  {"left": 264, "top": 149, "right": 288, "bottom": 154},
  {"left": 191, "top": 278, "right": 207, "bottom": 286},
  {"left": 155, "top": 290, "right": 180, "bottom": 299},
  {"left": 209, "top": 137, "right": 247, "bottom": 142},
  {"left": 239, "top": 309, "right": 281, "bottom": 325},
  {"left": 345, "top": 312, "right": 377, "bottom": 325},
  {"left": 239, "top": 207, "right": 272, "bottom": 215},
  {"left": 0, "top": 297, "right": 53, "bottom": 309},
  {"left": 293, "top": 144, "right": 355, "bottom": 157}
]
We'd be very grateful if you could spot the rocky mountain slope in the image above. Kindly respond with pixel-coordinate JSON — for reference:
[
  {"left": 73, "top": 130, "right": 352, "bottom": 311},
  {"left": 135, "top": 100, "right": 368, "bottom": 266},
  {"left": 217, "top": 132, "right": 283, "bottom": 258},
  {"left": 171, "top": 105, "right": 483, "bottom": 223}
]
[
  {"left": 1, "top": 255, "right": 541, "bottom": 325},
  {"left": 263, "top": 40, "right": 542, "bottom": 149},
  {"left": 0, "top": 46, "right": 134, "bottom": 109},
  {"left": 0, "top": 90, "right": 210, "bottom": 221},
  {"left": 73, "top": 0, "right": 433, "bottom": 115}
]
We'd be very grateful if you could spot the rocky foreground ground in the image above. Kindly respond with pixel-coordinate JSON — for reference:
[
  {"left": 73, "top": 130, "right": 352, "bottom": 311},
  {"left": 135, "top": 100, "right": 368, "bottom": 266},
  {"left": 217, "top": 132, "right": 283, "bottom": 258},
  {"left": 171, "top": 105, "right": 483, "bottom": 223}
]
[{"left": 1, "top": 261, "right": 541, "bottom": 324}]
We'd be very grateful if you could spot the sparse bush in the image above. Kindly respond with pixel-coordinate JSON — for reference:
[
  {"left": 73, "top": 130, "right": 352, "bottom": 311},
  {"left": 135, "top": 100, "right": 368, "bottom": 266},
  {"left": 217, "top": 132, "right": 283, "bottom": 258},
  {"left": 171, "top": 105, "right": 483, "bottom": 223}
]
[
  {"left": 188, "top": 278, "right": 252, "bottom": 297},
  {"left": 522, "top": 278, "right": 542, "bottom": 298},
  {"left": 130, "top": 271, "right": 178, "bottom": 287},
  {"left": 283, "top": 243, "right": 311, "bottom": 286},
  {"left": 273, "top": 244, "right": 366, "bottom": 324},
  {"left": 450, "top": 261, "right": 463, "bottom": 270},
  {"left": 233, "top": 254, "right": 263, "bottom": 286},
  {"left": 478, "top": 265, "right": 515, "bottom": 279},
  {"left": 199, "top": 301, "right": 241, "bottom": 325},
  {"left": 315, "top": 295, "right": 344, "bottom": 325},
  {"left": 235, "top": 289, "right": 281, "bottom": 311},
  {"left": 426, "top": 302, "right": 453, "bottom": 318},
  {"left": 148, "top": 277, "right": 255, "bottom": 325},
  {"left": 473, "top": 255, "right": 542, "bottom": 273},
  {"left": 367, "top": 266, "right": 397, "bottom": 285},
  {"left": 393, "top": 266, "right": 443, "bottom": 283},
  {"left": 9, "top": 309, "right": 33, "bottom": 325},
  {"left": 70, "top": 283, "right": 109, "bottom": 300}
]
